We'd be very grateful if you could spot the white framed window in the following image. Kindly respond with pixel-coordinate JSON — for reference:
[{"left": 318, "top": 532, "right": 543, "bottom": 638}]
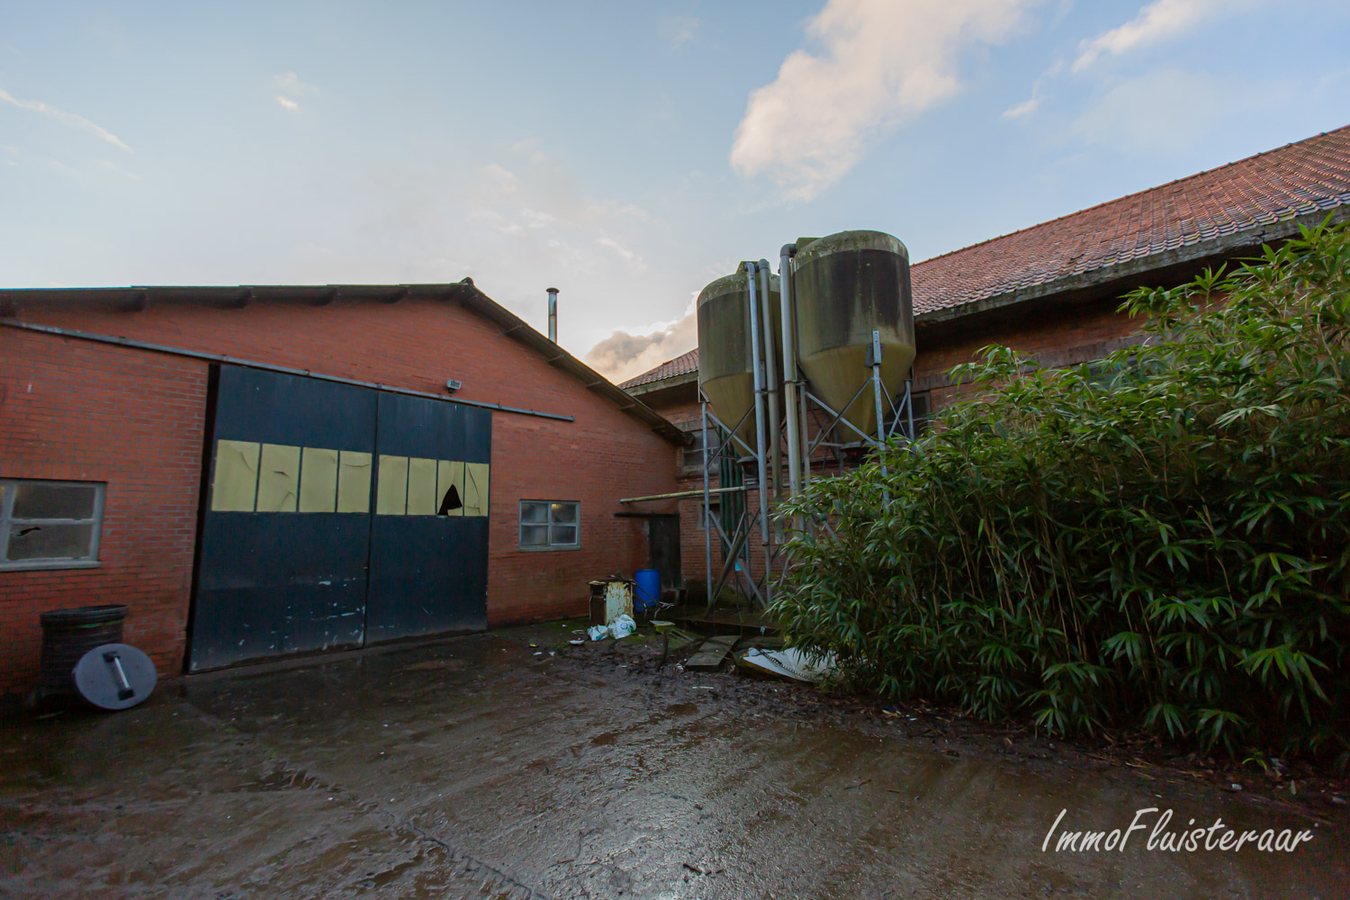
[
  {"left": 519, "top": 500, "right": 580, "bottom": 550},
  {"left": 0, "top": 479, "right": 105, "bottom": 570}
]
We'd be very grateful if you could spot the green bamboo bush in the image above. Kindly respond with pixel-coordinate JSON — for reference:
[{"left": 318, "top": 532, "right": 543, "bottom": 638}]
[{"left": 773, "top": 221, "right": 1350, "bottom": 761}]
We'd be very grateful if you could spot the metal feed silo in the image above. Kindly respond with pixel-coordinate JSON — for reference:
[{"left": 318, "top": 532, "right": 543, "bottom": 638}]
[
  {"left": 696, "top": 265, "right": 781, "bottom": 449},
  {"left": 794, "top": 230, "right": 915, "bottom": 438}
]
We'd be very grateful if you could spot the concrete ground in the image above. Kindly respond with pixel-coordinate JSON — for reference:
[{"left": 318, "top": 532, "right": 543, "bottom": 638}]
[{"left": 1, "top": 623, "right": 1345, "bottom": 899}]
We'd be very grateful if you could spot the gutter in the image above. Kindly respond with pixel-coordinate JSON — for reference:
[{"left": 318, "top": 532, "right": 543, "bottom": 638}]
[{"left": 621, "top": 370, "right": 698, "bottom": 397}]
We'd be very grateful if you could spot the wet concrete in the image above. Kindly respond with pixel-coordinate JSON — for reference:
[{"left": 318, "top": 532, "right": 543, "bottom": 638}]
[{"left": 1, "top": 630, "right": 1345, "bottom": 899}]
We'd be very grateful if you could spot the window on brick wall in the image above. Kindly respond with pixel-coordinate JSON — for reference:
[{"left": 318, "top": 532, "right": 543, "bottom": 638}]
[
  {"left": 680, "top": 427, "right": 707, "bottom": 470},
  {"left": 696, "top": 498, "right": 719, "bottom": 531},
  {"left": 0, "top": 479, "right": 105, "bottom": 570},
  {"left": 519, "top": 500, "right": 580, "bottom": 549}
]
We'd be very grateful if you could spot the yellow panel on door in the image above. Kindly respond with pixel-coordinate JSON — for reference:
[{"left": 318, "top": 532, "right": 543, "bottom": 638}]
[
  {"left": 406, "top": 457, "right": 438, "bottom": 516},
  {"left": 437, "top": 459, "right": 464, "bottom": 516},
  {"left": 211, "top": 440, "right": 260, "bottom": 512},
  {"left": 376, "top": 455, "right": 408, "bottom": 515},
  {"left": 257, "top": 444, "right": 301, "bottom": 512},
  {"left": 337, "top": 451, "right": 372, "bottom": 513},
  {"left": 463, "top": 462, "right": 490, "bottom": 517},
  {"left": 298, "top": 447, "right": 339, "bottom": 513}
]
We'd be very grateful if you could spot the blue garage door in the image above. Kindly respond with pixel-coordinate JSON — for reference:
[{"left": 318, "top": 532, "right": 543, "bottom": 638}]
[
  {"left": 366, "top": 391, "right": 491, "bottom": 641},
  {"left": 188, "top": 365, "right": 491, "bottom": 671}
]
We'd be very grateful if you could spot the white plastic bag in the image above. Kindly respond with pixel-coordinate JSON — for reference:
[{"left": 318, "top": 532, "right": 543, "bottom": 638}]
[
  {"left": 608, "top": 614, "right": 636, "bottom": 640},
  {"left": 587, "top": 625, "right": 609, "bottom": 641}
]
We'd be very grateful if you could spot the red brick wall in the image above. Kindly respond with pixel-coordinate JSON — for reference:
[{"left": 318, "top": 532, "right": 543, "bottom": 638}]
[
  {"left": 913, "top": 297, "right": 1140, "bottom": 409},
  {"left": 0, "top": 297, "right": 680, "bottom": 693},
  {"left": 0, "top": 329, "right": 208, "bottom": 694},
  {"left": 485, "top": 410, "right": 677, "bottom": 625}
]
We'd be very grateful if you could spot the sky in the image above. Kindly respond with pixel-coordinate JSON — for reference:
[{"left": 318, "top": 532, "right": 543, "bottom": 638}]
[{"left": 2, "top": 1, "right": 1349, "bottom": 383}]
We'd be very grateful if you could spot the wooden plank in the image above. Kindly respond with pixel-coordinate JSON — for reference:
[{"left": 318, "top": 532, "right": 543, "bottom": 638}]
[{"left": 684, "top": 634, "right": 739, "bottom": 670}]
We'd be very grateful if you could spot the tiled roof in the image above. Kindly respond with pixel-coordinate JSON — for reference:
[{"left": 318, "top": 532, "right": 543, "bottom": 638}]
[
  {"left": 621, "top": 125, "right": 1350, "bottom": 389},
  {"left": 911, "top": 125, "right": 1350, "bottom": 315},
  {"left": 620, "top": 347, "right": 700, "bottom": 390}
]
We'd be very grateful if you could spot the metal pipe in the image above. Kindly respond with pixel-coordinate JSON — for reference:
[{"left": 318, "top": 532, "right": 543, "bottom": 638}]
[
  {"left": 744, "top": 261, "right": 773, "bottom": 606},
  {"left": 0, "top": 319, "right": 575, "bottom": 422},
  {"left": 870, "top": 330, "right": 890, "bottom": 501},
  {"left": 756, "top": 261, "right": 781, "bottom": 507},
  {"left": 546, "top": 287, "right": 559, "bottom": 343},
  {"left": 906, "top": 378, "right": 915, "bottom": 440},
  {"left": 800, "top": 379, "right": 811, "bottom": 489},
  {"left": 779, "top": 244, "right": 801, "bottom": 501},
  {"left": 702, "top": 398, "right": 714, "bottom": 608},
  {"left": 619, "top": 485, "right": 745, "bottom": 504},
  {"left": 871, "top": 330, "right": 887, "bottom": 453}
]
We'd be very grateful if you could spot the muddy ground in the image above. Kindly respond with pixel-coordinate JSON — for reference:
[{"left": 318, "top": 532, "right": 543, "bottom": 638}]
[{"left": 1, "top": 621, "right": 1346, "bottom": 899}]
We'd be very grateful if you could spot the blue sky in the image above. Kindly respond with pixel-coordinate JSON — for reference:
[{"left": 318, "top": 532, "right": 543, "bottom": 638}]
[{"left": 3, "top": 1, "right": 1348, "bottom": 381}]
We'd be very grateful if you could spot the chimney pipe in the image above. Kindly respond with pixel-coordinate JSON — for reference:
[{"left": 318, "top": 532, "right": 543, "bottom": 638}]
[{"left": 546, "top": 287, "right": 559, "bottom": 343}]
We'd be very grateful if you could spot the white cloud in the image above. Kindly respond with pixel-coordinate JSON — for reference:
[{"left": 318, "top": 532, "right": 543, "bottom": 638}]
[
  {"left": 730, "top": 0, "right": 1042, "bottom": 201},
  {"left": 1002, "top": 97, "right": 1040, "bottom": 119},
  {"left": 95, "top": 159, "right": 139, "bottom": 180},
  {"left": 484, "top": 163, "right": 520, "bottom": 192},
  {"left": 273, "top": 72, "right": 316, "bottom": 111},
  {"left": 274, "top": 72, "right": 316, "bottom": 95},
  {"left": 583, "top": 298, "right": 697, "bottom": 383},
  {"left": 1002, "top": 58, "right": 1063, "bottom": 120},
  {"left": 1073, "top": 0, "right": 1257, "bottom": 71},
  {"left": 659, "top": 15, "right": 700, "bottom": 50},
  {"left": 596, "top": 235, "right": 647, "bottom": 271},
  {"left": 0, "top": 87, "right": 131, "bottom": 152}
]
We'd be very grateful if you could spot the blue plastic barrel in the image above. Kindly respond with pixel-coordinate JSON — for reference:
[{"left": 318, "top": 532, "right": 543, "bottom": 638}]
[{"left": 634, "top": 569, "right": 661, "bottom": 613}]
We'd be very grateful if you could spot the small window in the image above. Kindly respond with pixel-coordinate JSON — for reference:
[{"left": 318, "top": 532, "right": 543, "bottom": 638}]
[
  {"left": 519, "top": 500, "right": 580, "bottom": 549},
  {"left": 680, "top": 426, "right": 707, "bottom": 470},
  {"left": 0, "top": 479, "right": 105, "bottom": 570},
  {"left": 697, "top": 498, "right": 719, "bottom": 531}
]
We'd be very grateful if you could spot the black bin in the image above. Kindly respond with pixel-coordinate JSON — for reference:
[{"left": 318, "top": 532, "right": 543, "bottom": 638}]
[{"left": 38, "top": 605, "right": 128, "bottom": 694}]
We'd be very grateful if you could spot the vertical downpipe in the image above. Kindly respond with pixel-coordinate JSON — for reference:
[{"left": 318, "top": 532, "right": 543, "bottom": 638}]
[
  {"left": 757, "top": 261, "right": 781, "bottom": 510},
  {"left": 546, "top": 287, "right": 559, "bottom": 343},
  {"left": 906, "top": 378, "right": 915, "bottom": 441},
  {"left": 702, "top": 397, "right": 714, "bottom": 607},
  {"left": 871, "top": 330, "right": 886, "bottom": 453},
  {"left": 779, "top": 245, "right": 800, "bottom": 501},
  {"left": 871, "top": 329, "right": 890, "bottom": 500},
  {"left": 745, "top": 261, "right": 773, "bottom": 606}
]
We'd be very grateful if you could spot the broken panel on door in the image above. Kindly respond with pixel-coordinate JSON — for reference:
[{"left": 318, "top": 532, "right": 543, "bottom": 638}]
[{"left": 366, "top": 391, "right": 492, "bottom": 642}]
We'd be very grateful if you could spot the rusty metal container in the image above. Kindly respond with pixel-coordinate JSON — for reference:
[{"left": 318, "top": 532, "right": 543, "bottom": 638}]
[{"left": 589, "top": 579, "right": 634, "bottom": 625}]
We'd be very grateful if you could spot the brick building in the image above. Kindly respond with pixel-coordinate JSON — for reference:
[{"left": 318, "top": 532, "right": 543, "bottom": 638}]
[
  {"left": 0, "top": 280, "right": 686, "bottom": 696},
  {"left": 4, "top": 126, "right": 1348, "bottom": 697},
  {"left": 621, "top": 126, "right": 1350, "bottom": 587}
]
